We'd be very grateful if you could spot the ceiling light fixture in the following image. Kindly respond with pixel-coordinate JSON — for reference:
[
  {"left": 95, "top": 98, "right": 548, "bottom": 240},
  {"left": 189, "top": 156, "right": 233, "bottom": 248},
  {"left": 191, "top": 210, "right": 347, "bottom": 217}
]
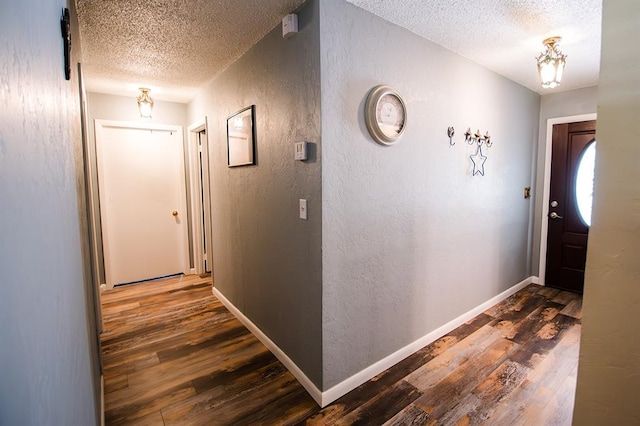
[
  {"left": 137, "top": 88, "right": 153, "bottom": 118},
  {"left": 536, "top": 37, "right": 566, "bottom": 89}
]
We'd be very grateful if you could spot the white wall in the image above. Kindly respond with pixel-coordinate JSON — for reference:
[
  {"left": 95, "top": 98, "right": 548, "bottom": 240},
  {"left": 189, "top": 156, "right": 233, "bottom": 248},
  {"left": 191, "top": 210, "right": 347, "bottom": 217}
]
[
  {"left": 320, "top": 0, "right": 540, "bottom": 390},
  {"left": 0, "top": 0, "right": 100, "bottom": 424},
  {"left": 88, "top": 92, "right": 187, "bottom": 125},
  {"left": 573, "top": 1, "right": 640, "bottom": 423},
  {"left": 531, "top": 86, "right": 598, "bottom": 278}
]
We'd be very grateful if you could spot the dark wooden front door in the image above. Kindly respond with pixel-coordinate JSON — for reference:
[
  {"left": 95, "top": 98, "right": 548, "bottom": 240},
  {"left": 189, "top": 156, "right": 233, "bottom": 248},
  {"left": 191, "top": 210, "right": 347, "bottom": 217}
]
[{"left": 545, "top": 120, "right": 596, "bottom": 293}]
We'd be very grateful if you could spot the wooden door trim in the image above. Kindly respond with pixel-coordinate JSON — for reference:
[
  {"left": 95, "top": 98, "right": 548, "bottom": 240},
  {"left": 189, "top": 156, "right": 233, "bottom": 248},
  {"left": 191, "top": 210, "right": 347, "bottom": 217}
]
[{"left": 538, "top": 113, "right": 596, "bottom": 286}]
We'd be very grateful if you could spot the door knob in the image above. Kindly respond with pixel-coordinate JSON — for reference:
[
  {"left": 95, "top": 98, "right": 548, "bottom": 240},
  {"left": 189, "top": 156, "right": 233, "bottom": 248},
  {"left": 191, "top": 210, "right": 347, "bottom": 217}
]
[
  {"left": 172, "top": 210, "right": 178, "bottom": 216},
  {"left": 550, "top": 212, "right": 563, "bottom": 219}
]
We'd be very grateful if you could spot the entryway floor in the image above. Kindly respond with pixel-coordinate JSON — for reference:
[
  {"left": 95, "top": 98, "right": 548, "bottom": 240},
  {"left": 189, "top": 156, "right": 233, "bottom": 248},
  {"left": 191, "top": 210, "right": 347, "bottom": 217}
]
[{"left": 101, "top": 275, "right": 581, "bottom": 425}]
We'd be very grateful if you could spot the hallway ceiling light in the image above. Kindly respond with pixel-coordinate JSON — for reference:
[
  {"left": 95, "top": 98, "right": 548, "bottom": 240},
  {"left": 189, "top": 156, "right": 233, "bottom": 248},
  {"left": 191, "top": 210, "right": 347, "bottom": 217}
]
[
  {"left": 137, "top": 88, "right": 154, "bottom": 118},
  {"left": 536, "top": 36, "right": 567, "bottom": 89}
]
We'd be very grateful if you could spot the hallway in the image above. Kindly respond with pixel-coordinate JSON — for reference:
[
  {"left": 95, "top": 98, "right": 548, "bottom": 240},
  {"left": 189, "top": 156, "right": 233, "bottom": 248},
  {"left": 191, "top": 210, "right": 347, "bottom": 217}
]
[{"left": 101, "top": 276, "right": 581, "bottom": 425}]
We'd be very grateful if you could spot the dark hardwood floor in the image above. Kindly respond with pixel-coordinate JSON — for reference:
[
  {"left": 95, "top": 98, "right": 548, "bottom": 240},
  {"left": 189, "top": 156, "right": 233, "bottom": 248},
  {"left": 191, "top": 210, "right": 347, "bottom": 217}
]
[{"left": 101, "top": 275, "right": 581, "bottom": 425}]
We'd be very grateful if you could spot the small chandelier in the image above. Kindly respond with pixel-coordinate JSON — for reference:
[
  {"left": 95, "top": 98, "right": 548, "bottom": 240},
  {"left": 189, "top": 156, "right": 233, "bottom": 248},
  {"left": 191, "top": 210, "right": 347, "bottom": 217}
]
[
  {"left": 137, "top": 88, "right": 153, "bottom": 118},
  {"left": 536, "top": 37, "right": 566, "bottom": 89}
]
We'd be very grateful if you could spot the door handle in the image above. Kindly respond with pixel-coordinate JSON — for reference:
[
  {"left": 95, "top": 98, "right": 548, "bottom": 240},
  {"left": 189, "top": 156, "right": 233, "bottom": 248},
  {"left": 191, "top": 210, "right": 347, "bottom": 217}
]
[
  {"left": 172, "top": 210, "right": 179, "bottom": 217},
  {"left": 550, "top": 212, "right": 563, "bottom": 219}
]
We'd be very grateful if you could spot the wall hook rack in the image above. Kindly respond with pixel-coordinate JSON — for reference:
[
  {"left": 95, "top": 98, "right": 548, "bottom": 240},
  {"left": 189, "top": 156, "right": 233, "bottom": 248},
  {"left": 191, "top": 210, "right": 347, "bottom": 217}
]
[
  {"left": 464, "top": 128, "right": 492, "bottom": 147},
  {"left": 449, "top": 126, "right": 495, "bottom": 177}
]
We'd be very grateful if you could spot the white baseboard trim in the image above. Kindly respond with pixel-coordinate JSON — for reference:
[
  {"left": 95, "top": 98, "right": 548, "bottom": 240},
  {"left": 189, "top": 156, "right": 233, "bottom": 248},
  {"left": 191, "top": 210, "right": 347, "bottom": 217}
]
[
  {"left": 320, "top": 276, "right": 535, "bottom": 406},
  {"left": 213, "top": 277, "right": 535, "bottom": 408},
  {"left": 211, "top": 287, "right": 323, "bottom": 406},
  {"left": 531, "top": 276, "right": 540, "bottom": 284},
  {"left": 100, "top": 375, "right": 105, "bottom": 426}
]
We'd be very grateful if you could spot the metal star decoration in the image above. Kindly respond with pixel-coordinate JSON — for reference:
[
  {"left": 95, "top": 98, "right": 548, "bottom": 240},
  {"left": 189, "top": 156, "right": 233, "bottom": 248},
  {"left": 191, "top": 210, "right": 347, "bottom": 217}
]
[
  {"left": 470, "top": 145, "right": 487, "bottom": 176},
  {"left": 484, "top": 131, "right": 492, "bottom": 147},
  {"left": 464, "top": 127, "right": 473, "bottom": 144}
]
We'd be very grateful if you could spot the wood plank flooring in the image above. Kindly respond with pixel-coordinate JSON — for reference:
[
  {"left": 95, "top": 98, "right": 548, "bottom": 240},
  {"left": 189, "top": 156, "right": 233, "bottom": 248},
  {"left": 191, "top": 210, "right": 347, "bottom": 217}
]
[{"left": 101, "top": 275, "right": 581, "bottom": 425}]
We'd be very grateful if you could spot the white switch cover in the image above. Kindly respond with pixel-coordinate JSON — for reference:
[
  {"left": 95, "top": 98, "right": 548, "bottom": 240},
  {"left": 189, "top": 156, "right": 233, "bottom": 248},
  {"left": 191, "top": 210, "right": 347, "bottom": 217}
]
[
  {"left": 294, "top": 141, "right": 308, "bottom": 161},
  {"left": 299, "top": 199, "right": 307, "bottom": 220}
]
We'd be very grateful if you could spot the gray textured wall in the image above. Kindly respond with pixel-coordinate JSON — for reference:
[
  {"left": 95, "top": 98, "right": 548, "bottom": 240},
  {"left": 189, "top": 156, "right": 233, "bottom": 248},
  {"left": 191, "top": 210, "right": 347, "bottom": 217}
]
[
  {"left": 573, "top": 0, "right": 640, "bottom": 422},
  {"left": 0, "top": 0, "right": 100, "bottom": 424},
  {"left": 86, "top": 92, "right": 188, "bottom": 285},
  {"left": 187, "top": 0, "right": 323, "bottom": 387},
  {"left": 530, "top": 86, "right": 598, "bottom": 278},
  {"left": 320, "top": 0, "right": 540, "bottom": 389}
]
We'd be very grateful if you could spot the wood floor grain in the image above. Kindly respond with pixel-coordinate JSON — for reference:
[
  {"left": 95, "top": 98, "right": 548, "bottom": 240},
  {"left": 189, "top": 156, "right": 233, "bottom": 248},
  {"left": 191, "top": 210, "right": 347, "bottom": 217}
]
[{"left": 101, "top": 276, "right": 581, "bottom": 425}]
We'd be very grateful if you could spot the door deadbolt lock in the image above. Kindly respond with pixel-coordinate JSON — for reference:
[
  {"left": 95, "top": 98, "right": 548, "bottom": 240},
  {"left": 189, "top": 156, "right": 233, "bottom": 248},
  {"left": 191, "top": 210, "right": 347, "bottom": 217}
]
[{"left": 551, "top": 201, "right": 559, "bottom": 208}]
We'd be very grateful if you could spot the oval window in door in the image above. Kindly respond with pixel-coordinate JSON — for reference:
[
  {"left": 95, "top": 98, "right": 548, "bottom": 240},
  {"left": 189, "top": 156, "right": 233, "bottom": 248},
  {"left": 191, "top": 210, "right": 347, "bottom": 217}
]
[{"left": 575, "top": 141, "right": 597, "bottom": 226}]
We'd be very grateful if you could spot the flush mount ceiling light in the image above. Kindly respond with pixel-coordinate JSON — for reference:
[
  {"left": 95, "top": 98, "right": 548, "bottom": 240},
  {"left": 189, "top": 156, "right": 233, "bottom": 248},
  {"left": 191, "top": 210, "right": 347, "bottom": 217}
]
[
  {"left": 137, "top": 88, "right": 153, "bottom": 118},
  {"left": 536, "top": 37, "right": 567, "bottom": 89}
]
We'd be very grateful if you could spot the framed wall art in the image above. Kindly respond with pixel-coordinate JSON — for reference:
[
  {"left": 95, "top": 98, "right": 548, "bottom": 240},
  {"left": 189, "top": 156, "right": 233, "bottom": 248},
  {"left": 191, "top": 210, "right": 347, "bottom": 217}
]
[{"left": 227, "top": 105, "right": 256, "bottom": 167}]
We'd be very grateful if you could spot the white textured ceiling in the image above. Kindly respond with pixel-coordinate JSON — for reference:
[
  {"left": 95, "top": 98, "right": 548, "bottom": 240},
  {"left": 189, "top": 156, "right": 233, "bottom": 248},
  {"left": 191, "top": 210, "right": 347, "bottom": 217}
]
[
  {"left": 76, "top": 0, "right": 601, "bottom": 102},
  {"left": 76, "top": 0, "right": 307, "bottom": 102},
  {"left": 346, "top": 0, "right": 602, "bottom": 94}
]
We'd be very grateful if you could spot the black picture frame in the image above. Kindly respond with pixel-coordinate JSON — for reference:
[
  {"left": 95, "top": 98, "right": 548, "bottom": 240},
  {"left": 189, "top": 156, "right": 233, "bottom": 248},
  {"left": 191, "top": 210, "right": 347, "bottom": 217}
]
[
  {"left": 227, "top": 105, "right": 256, "bottom": 167},
  {"left": 61, "top": 8, "right": 71, "bottom": 80}
]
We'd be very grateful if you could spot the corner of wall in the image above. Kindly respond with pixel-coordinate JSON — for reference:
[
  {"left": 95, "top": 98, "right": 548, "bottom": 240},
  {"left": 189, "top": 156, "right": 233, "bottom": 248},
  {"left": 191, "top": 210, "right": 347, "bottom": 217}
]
[{"left": 185, "top": 0, "right": 324, "bottom": 389}]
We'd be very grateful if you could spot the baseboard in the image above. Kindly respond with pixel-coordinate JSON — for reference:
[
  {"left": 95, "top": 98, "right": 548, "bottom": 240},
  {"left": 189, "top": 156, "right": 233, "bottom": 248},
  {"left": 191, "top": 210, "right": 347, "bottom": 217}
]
[
  {"left": 213, "top": 277, "right": 535, "bottom": 408},
  {"left": 320, "top": 276, "right": 535, "bottom": 406},
  {"left": 531, "top": 276, "right": 540, "bottom": 284},
  {"left": 211, "top": 287, "right": 323, "bottom": 406},
  {"left": 100, "top": 375, "right": 105, "bottom": 426}
]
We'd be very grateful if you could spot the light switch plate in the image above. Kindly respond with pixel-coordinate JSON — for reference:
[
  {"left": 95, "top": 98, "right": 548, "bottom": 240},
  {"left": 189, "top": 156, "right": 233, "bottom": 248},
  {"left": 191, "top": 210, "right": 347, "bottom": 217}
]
[
  {"left": 299, "top": 199, "right": 307, "bottom": 220},
  {"left": 294, "top": 142, "right": 308, "bottom": 161}
]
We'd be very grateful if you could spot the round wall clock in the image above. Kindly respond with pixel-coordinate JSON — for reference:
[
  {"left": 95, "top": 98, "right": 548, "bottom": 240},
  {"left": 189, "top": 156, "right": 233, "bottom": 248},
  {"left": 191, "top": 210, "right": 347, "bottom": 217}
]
[{"left": 364, "top": 85, "right": 407, "bottom": 146}]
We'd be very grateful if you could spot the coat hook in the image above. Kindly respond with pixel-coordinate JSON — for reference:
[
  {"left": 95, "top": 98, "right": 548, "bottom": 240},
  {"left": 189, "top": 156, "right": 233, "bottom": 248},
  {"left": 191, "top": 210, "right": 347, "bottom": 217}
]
[
  {"left": 465, "top": 128, "right": 473, "bottom": 144},
  {"left": 447, "top": 127, "right": 455, "bottom": 146}
]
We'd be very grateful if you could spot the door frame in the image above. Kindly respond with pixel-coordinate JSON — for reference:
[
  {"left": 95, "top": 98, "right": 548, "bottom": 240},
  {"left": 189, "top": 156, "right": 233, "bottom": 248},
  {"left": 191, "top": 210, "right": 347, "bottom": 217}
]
[
  {"left": 187, "top": 118, "right": 213, "bottom": 275},
  {"left": 94, "top": 119, "right": 190, "bottom": 289},
  {"left": 538, "top": 113, "right": 597, "bottom": 285}
]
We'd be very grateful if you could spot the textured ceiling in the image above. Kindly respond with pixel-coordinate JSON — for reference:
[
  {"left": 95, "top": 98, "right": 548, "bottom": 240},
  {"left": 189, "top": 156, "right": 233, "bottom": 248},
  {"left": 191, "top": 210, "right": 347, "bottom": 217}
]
[
  {"left": 77, "top": 0, "right": 601, "bottom": 103},
  {"left": 346, "top": 0, "right": 602, "bottom": 94},
  {"left": 76, "top": 0, "right": 307, "bottom": 102}
]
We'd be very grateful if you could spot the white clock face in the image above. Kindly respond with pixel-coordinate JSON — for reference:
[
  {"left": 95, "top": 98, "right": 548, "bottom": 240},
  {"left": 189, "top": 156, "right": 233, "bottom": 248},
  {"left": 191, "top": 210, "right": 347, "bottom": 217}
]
[
  {"left": 380, "top": 102, "right": 398, "bottom": 125},
  {"left": 376, "top": 94, "right": 405, "bottom": 138}
]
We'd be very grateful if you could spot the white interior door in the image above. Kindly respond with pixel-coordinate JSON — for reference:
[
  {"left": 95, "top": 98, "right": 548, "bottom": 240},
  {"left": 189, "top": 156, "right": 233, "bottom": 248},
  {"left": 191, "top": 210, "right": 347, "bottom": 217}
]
[{"left": 95, "top": 120, "right": 188, "bottom": 287}]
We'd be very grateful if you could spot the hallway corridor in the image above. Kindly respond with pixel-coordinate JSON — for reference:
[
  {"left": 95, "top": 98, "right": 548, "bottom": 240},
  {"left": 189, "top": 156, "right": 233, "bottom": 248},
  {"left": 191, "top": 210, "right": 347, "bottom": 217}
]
[{"left": 101, "top": 276, "right": 581, "bottom": 425}]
